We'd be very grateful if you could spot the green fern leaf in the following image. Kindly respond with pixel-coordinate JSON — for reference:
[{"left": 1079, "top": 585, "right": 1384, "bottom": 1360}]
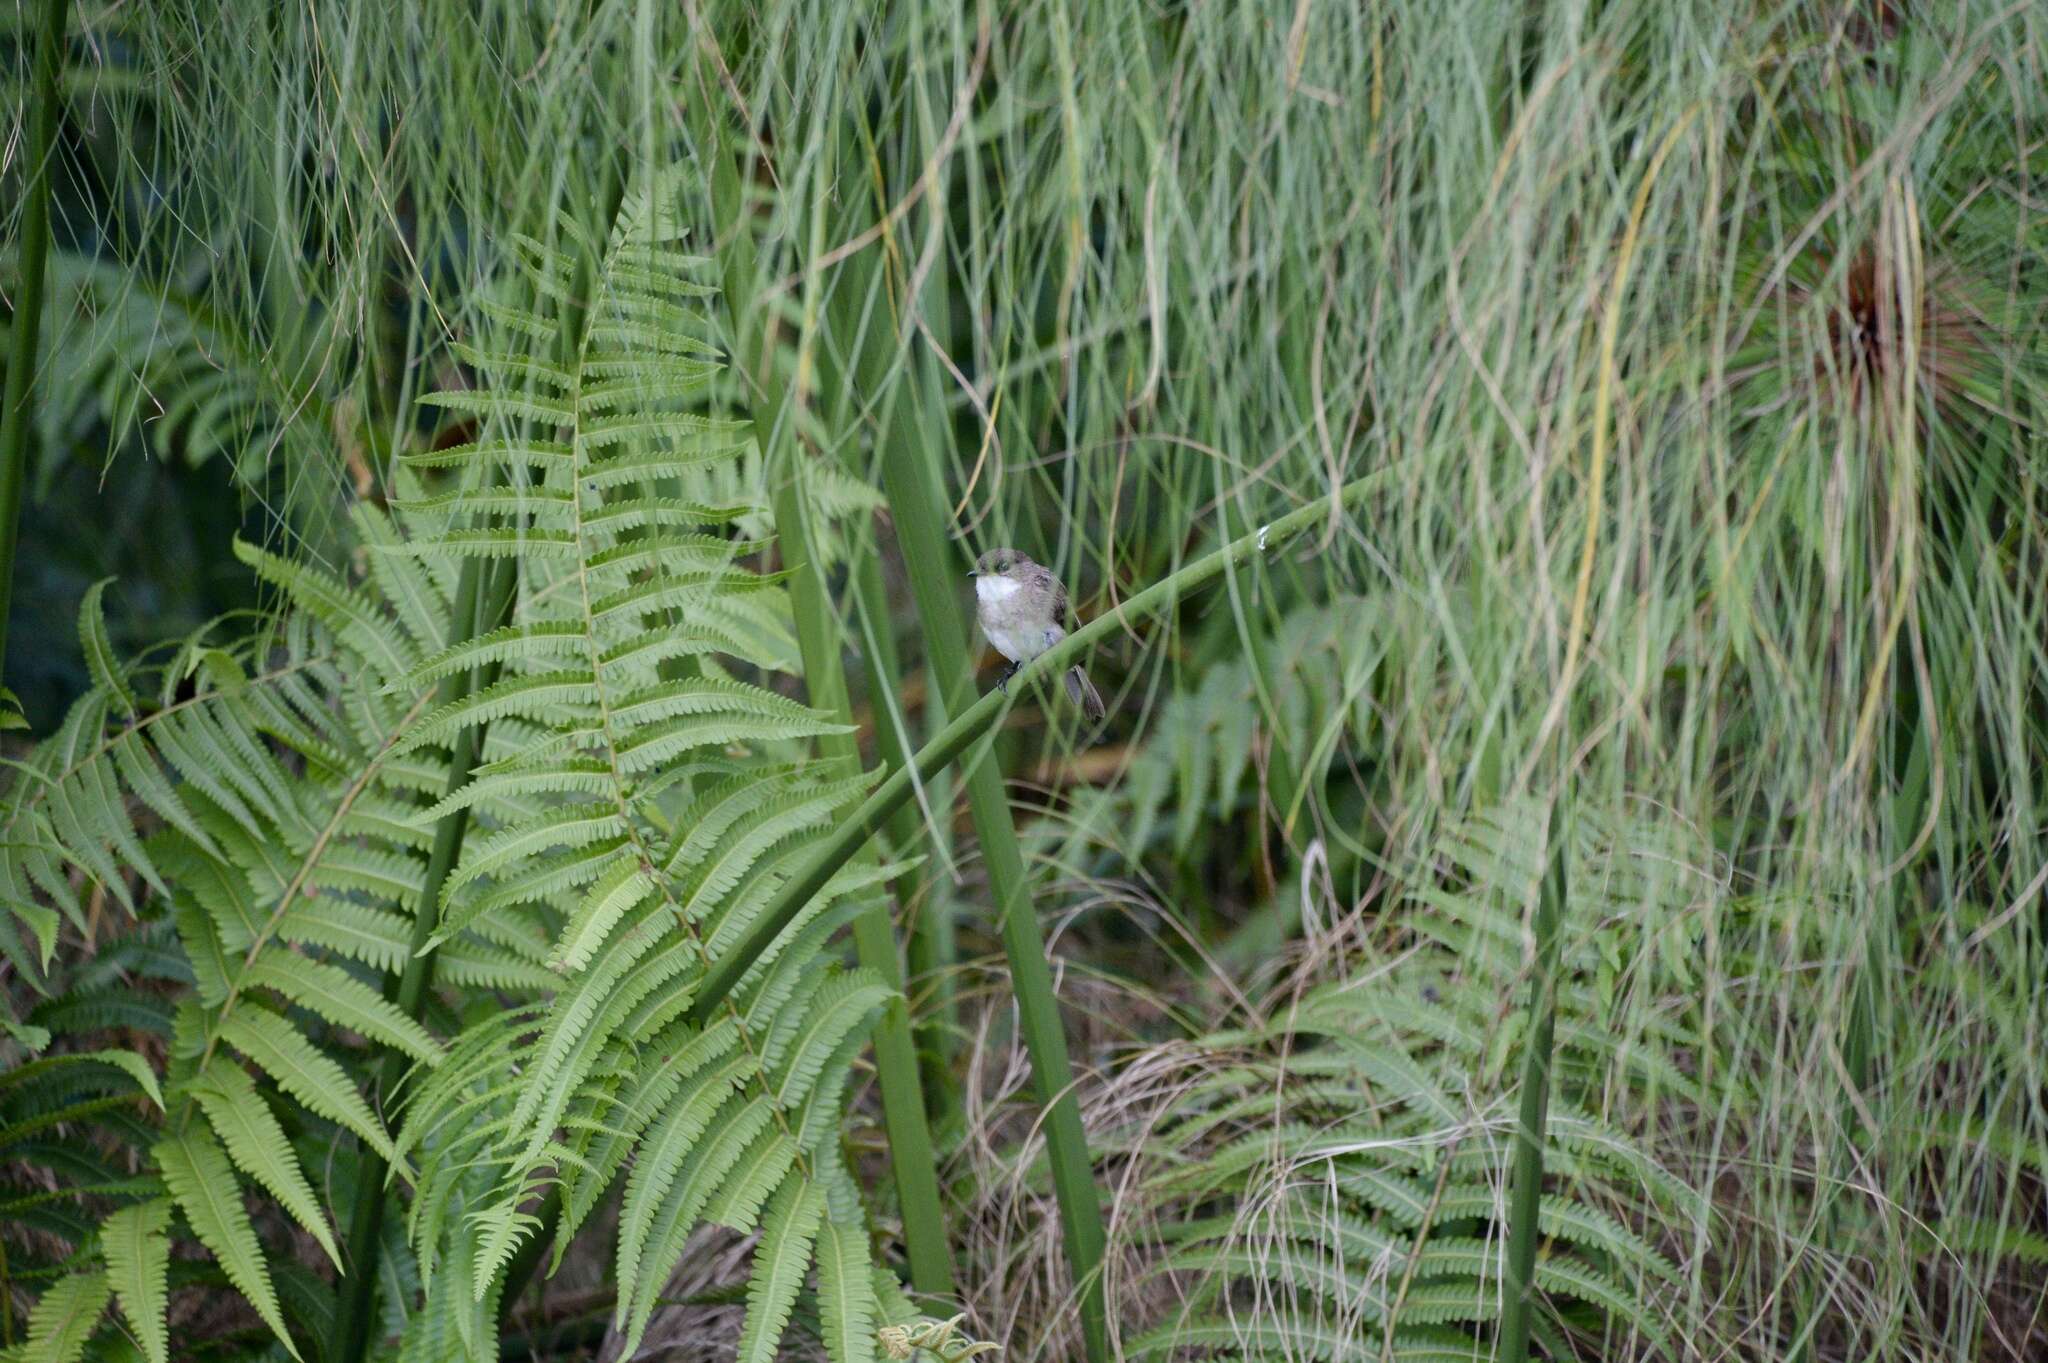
[
  {"left": 466, "top": 1199, "right": 544, "bottom": 1302},
  {"left": 768, "top": 972, "right": 890, "bottom": 1109},
  {"left": 242, "top": 950, "right": 442, "bottom": 1064},
  {"left": 613, "top": 1056, "right": 754, "bottom": 1321},
  {"left": 277, "top": 898, "right": 412, "bottom": 973},
  {"left": 436, "top": 943, "right": 560, "bottom": 993},
  {"left": 430, "top": 838, "right": 626, "bottom": 942},
  {"left": 397, "top": 437, "right": 575, "bottom": 472},
  {"left": 173, "top": 900, "right": 232, "bottom": 1008},
  {"left": 20, "top": 1267, "right": 111, "bottom": 1363},
  {"left": 101, "top": 1199, "right": 172, "bottom": 1363},
  {"left": 550, "top": 859, "right": 656, "bottom": 973},
  {"left": 389, "top": 189, "right": 918, "bottom": 1343},
  {"left": 734, "top": 1174, "right": 826, "bottom": 1363},
  {"left": 389, "top": 527, "right": 579, "bottom": 558},
  {"left": 78, "top": 580, "right": 136, "bottom": 719},
  {"left": 190, "top": 1061, "right": 340, "bottom": 1267},
  {"left": 398, "top": 670, "right": 599, "bottom": 755},
  {"left": 411, "top": 757, "right": 614, "bottom": 825},
  {"left": 471, "top": 298, "right": 556, "bottom": 340},
  {"left": 447, "top": 341, "right": 573, "bottom": 389},
  {"left": 584, "top": 565, "right": 778, "bottom": 622},
  {"left": 1159, "top": 1243, "right": 1393, "bottom": 1320},
  {"left": 416, "top": 387, "right": 573, "bottom": 426},
  {"left": 552, "top": 1018, "right": 740, "bottom": 1256},
  {"left": 499, "top": 900, "right": 690, "bottom": 1155},
  {"left": 440, "top": 810, "right": 627, "bottom": 900},
  {"left": 351, "top": 501, "right": 449, "bottom": 650},
  {"left": 702, "top": 1132, "right": 796, "bottom": 1233},
  {"left": 0, "top": 1049, "right": 163, "bottom": 1111},
  {"left": 153, "top": 1127, "right": 298, "bottom": 1358},
  {"left": 108, "top": 732, "right": 219, "bottom": 857},
  {"left": 216, "top": 1008, "right": 397, "bottom": 1162},
  {"left": 391, "top": 487, "right": 576, "bottom": 521},
  {"left": 582, "top": 319, "right": 721, "bottom": 359},
  {"left": 401, "top": 620, "right": 590, "bottom": 689},
  {"left": 815, "top": 1215, "right": 878, "bottom": 1363},
  {"left": 619, "top": 1095, "right": 775, "bottom": 1350},
  {"left": 232, "top": 540, "right": 414, "bottom": 679},
  {"left": 1534, "top": 1199, "right": 1680, "bottom": 1284}
]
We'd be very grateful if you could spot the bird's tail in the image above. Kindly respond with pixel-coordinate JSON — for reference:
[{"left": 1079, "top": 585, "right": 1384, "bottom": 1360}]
[{"left": 1064, "top": 666, "right": 1106, "bottom": 721}]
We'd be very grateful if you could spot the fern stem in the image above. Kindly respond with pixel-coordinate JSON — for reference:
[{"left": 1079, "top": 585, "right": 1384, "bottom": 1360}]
[
  {"left": 1499, "top": 798, "right": 1569, "bottom": 1363},
  {"left": 0, "top": 0, "right": 68, "bottom": 682},
  {"left": 699, "top": 89, "right": 955, "bottom": 1299},
  {"left": 335, "top": 555, "right": 517, "bottom": 1363}
]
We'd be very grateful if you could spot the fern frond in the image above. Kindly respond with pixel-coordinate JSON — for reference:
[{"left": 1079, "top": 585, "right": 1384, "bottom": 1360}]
[
  {"left": 621, "top": 1095, "right": 779, "bottom": 1351},
  {"left": 154, "top": 1127, "right": 298, "bottom": 1357},
  {"left": 188, "top": 1062, "right": 340, "bottom": 1267},
  {"left": 702, "top": 1132, "right": 798, "bottom": 1234},
  {"left": 816, "top": 1215, "right": 879, "bottom": 1363},
  {"left": 371, "top": 177, "right": 917, "bottom": 1363},
  {"left": 276, "top": 897, "right": 413, "bottom": 972},
  {"left": 100, "top": 1199, "right": 172, "bottom": 1363},
  {"left": 0, "top": 1049, "right": 164, "bottom": 1112},
  {"left": 0, "top": 490, "right": 542, "bottom": 1357},
  {"left": 550, "top": 859, "right": 658, "bottom": 974},
  {"left": 401, "top": 620, "right": 590, "bottom": 689},
  {"left": 769, "top": 971, "right": 890, "bottom": 1108},
  {"left": 216, "top": 1009, "right": 398, "bottom": 1162},
  {"left": 613, "top": 1057, "right": 755, "bottom": 1325},
  {"left": 233, "top": 540, "right": 417, "bottom": 678},
  {"left": 551, "top": 1017, "right": 741, "bottom": 1253},
  {"left": 241, "top": 950, "right": 443, "bottom": 1063},
  {"left": 18, "top": 1267, "right": 111, "bottom": 1363},
  {"left": 735, "top": 1175, "right": 827, "bottom": 1363}
]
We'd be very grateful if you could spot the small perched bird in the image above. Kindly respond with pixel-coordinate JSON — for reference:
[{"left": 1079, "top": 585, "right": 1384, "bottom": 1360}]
[{"left": 970, "top": 548, "right": 1106, "bottom": 720}]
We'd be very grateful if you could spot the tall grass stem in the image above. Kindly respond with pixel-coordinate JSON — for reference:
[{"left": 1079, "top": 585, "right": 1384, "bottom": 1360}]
[
  {"left": 1500, "top": 798, "right": 1568, "bottom": 1363},
  {"left": 698, "top": 80, "right": 955, "bottom": 1299},
  {"left": 0, "top": 0, "right": 70, "bottom": 680}
]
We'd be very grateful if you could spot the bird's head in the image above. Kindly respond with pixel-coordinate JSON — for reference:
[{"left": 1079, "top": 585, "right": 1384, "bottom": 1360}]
[{"left": 970, "top": 548, "right": 1028, "bottom": 579}]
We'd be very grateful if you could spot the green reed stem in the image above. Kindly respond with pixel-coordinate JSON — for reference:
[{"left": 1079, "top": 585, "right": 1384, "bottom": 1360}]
[
  {"left": 857, "top": 288, "right": 1110, "bottom": 1360},
  {"left": 850, "top": 538, "right": 962, "bottom": 1119},
  {"left": 1500, "top": 797, "right": 1568, "bottom": 1363},
  {"left": 698, "top": 78, "right": 954, "bottom": 1299},
  {"left": 0, "top": 0, "right": 70, "bottom": 681}
]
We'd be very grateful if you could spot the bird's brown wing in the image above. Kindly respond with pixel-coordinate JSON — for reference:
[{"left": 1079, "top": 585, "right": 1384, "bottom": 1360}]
[{"left": 1026, "top": 563, "right": 1071, "bottom": 622}]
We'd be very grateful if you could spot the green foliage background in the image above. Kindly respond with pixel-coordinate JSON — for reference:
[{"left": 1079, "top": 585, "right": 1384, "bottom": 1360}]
[{"left": 2, "top": 1, "right": 2044, "bottom": 1361}]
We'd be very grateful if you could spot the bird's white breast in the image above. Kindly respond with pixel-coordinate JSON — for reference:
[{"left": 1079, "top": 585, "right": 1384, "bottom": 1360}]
[
  {"left": 985, "top": 622, "right": 1050, "bottom": 663},
  {"left": 975, "top": 575, "right": 1024, "bottom": 607},
  {"left": 976, "top": 574, "right": 1055, "bottom": 663}
]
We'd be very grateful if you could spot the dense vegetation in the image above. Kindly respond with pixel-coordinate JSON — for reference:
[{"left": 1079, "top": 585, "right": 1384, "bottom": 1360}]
[{"left": 2, "top": 2, "right": 2043, "bottom": 1361}]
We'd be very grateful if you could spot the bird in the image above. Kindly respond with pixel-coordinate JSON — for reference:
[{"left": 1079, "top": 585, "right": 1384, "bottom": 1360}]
[{"left": 969, "top": 548, "right": 1106, "bottom": 721}]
